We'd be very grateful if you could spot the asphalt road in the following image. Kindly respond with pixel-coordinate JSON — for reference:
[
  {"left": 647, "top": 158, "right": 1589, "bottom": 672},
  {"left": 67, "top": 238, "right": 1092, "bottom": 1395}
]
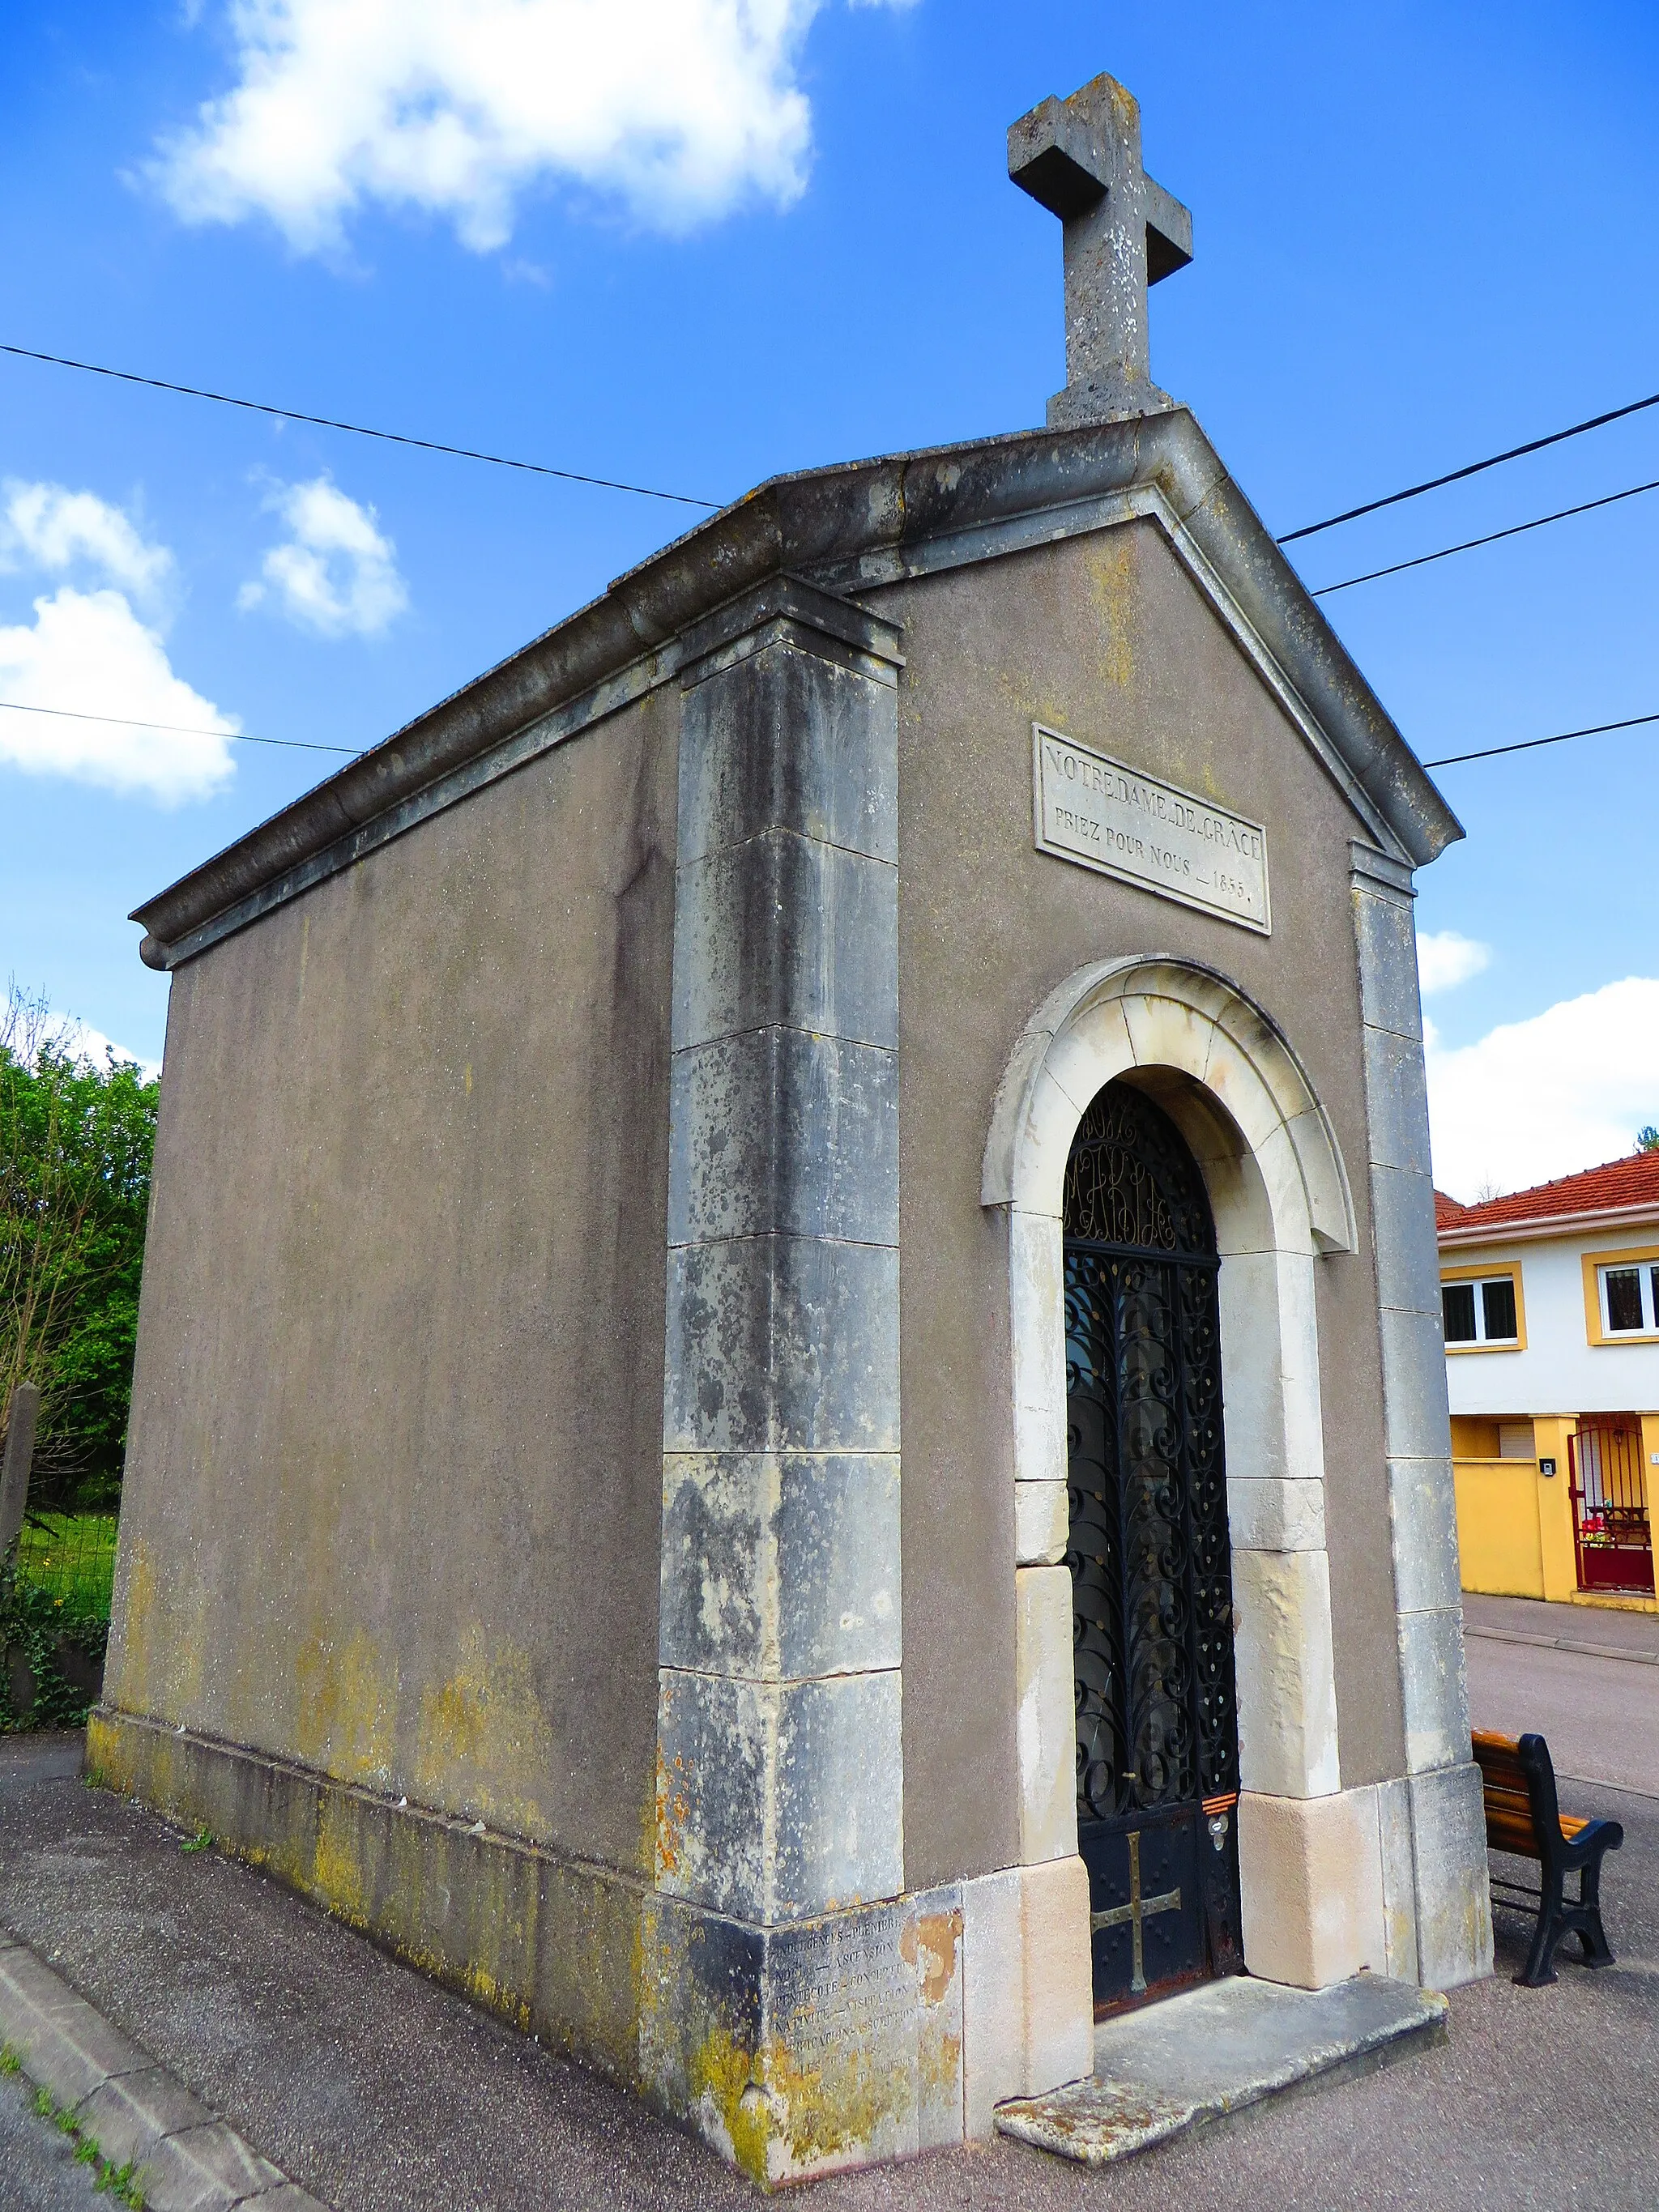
[
  {"left": 1466, "top": 1605, "right": 1659, "bottom": 1797},
  {"left": 0, "top": 1628, "right": 1655, "bottom": 2211}
]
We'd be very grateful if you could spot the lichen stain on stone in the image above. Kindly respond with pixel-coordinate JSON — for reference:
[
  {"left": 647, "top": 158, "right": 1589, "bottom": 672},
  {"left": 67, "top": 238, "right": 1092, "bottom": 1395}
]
[
  {"left": 689, "top": 2022, "right": 906, "bottom": 2189},
  {"left": 412, "top": 1627, "right": 557, "bottom": 1835},
  {"left": 687, "top": 2023, "right": 762, "bottom": 2177},
  {"left": 311, "top": 1800, "right": 371, "bottom": 1932},
  {"left": 292, "top": 1627, "right": 396, "bottom": 1789},
  {"left": 1086, "top": 537, "right": 1137, "bottom": 692},
  {"left": 82, "top": 1711, "right": 127, "bottom": 1794},
  {"left": 919, "top": 2028, "right": 962, "bottom": 2105},
  {"left": 106, "top": 1536, "right": 159, "bottom": 1705},
  {"left": 104, "top": 1531, "right": 206, "bottom": 1725},
  {"left": 998, "top": 2078, "right": 1192, "bottom": 2165},
  {"left": 460, "top": 1961, "right": 532, "bottom": 2033},
  {"left": 766, "top": 2029, "right": 907, "bottom": 2184},
  {"left": 908, "top": 1908, "right": 960, "bottom": 2006},
  {"left": 655, "top": 1746, "right": 691, "bottom": 1881}
]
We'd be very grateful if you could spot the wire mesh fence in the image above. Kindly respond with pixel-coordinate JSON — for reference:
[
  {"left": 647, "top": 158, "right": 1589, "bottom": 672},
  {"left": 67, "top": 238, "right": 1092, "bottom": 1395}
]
[{"left": 15, "top": 1511, "right": 118, "bottom": 1619}]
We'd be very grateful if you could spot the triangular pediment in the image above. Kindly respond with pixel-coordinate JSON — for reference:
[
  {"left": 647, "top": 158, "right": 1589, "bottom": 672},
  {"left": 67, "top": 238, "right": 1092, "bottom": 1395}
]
[{"left": 132, "top": 409, "right": 1457, "bottom": 967}]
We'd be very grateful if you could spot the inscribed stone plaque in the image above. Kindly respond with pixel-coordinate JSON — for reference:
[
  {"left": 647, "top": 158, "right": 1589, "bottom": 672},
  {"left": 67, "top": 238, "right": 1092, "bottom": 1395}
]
[
  {"left": 767, "top": 1905, "right": 920, "bottom": 2168},
  {"left": 1033, "top": 723, "right": 1270, "bottom": 934}
]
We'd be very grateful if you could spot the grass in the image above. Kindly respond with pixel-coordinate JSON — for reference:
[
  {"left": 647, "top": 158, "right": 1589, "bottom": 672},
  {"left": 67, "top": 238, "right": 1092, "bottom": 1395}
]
[
  {"left": 15, "top": 1513, "right": 119, "bottom": 1620},
  {"left": 180, "top": 1825, "right": 215, "bottom": 1856},
  {"left": 8, "top": 2059, "right": 145, "bottom": 2206}
]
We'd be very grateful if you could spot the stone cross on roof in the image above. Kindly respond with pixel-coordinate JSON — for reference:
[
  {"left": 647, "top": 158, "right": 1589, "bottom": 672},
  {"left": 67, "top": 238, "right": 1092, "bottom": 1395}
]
[{"left": 1009, "top": 72, "right": 1192, "bottom": 428}]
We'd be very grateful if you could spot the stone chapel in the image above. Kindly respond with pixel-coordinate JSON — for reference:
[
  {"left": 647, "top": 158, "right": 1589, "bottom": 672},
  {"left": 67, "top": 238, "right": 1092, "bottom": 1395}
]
[{"left": 94, "top": 72, "right": 1493, "bottom": 2185}]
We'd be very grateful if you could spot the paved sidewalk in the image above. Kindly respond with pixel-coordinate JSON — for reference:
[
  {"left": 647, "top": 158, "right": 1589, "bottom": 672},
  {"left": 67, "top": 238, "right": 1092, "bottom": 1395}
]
[
  {"left": 1, "top": 1733, "right": 1657, "bottom": 2210},
  {"left": 1464, "top": 1591, "right": 1659, "bottom": 1663}
]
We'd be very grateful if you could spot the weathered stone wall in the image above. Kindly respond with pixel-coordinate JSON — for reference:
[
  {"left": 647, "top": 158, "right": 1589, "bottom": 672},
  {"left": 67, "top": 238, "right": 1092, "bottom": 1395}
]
[
  {"left": 104, "top": 685, "right": 679, "bottom": 1877},
  {"left": 869, "top": 518, "right": 1409, "bottom": 1891}
]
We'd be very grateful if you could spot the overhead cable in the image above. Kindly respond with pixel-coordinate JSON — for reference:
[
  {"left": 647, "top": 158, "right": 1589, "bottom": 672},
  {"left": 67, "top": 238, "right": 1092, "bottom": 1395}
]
[
  {"left": 11, "top": 340, "right": 1658, "bottom": 548},
  {"left": 10, "top": 694, "right": 1653, "bottom": 776},
  {"left": 1278, "top": 386, "right": 1659, "bottom": 544},
  {"left": 0, "top": 698, "right": 360, "bottom": 756},
  {"left": 0, "top": 343, "right": 721, "bottom": 511},
  {"left": 1311, "top": 475, "right": 1659, "bottom": 595},
  {"left": 1423, "top": 710, "right": 1659, "bottom": 769}
]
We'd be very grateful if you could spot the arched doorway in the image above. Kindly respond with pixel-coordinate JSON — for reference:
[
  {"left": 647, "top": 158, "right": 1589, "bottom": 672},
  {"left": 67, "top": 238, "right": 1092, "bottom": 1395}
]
[{"left": 1064, "top": 1078, "right": 1243, "bottom": 2014}]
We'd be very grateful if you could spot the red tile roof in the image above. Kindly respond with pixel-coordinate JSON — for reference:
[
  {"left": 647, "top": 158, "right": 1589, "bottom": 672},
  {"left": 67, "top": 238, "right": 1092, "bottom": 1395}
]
[{"left": 1438, "top": 1151, "right": 1659, "bottom": 1234}]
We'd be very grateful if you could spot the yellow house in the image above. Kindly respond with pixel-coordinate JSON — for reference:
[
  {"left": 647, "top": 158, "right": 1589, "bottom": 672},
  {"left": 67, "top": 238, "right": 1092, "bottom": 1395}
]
[{"left": 1439, "top": 1154, "right": 1659, "bottom": 1614}]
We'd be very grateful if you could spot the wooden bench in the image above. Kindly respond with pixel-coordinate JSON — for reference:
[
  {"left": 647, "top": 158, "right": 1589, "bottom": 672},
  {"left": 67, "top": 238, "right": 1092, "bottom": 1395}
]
[{"left": 1472, "top": 1729, "right": 1623, "bottom": 1987}]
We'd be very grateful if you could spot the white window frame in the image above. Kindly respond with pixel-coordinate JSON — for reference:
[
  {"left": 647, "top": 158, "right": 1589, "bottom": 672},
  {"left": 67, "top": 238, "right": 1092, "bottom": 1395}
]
[
  {"left": 1443, "top": 1272, "right": 1520, "bottom": 1347},
  {"left": 1597, "top": 1260, "right": 1659, "bottom": 1338}
]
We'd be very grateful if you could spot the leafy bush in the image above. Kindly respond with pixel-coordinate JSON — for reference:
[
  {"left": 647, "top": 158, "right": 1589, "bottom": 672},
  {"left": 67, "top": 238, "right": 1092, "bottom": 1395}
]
[
  {"left": 2, "top": 987, "right": 158, "bottom": 1509},
  {"left": 0, "top": 1541, "right": 109, "bottom": 1730}
]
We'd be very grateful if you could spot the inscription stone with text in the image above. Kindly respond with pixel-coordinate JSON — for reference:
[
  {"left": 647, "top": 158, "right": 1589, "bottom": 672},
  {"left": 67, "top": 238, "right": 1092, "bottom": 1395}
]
[{"left": 1033, "top": 723, "right": 1270, "bottom": 933}]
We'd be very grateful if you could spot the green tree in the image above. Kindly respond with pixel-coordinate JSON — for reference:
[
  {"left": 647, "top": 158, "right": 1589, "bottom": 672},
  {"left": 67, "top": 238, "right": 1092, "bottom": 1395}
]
[
  {"left": 1637, "top": 1126, "right": 1659, "bottom": 1154},
  {"left": 1, "top": 987, "right": 158, "bottom": 1507}
]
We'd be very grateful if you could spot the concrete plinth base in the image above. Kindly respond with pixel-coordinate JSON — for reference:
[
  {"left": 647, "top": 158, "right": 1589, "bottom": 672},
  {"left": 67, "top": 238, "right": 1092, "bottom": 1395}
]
[
  {"left": 995, "top": 1971, "right": 1445, "bottom": 2167},
  {"left": 86, "top": 1705, "right": 1096, "bottom": 2186}
]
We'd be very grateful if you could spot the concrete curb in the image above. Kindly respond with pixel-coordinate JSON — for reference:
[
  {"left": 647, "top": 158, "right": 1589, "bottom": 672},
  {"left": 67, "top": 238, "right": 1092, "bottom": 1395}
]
[
  {"left": 0, "top": 1924, "right": 331, "bottom": 2210},
  {"left": 1464, "top": 1623, "right": 1659, "bottom": 1668}
]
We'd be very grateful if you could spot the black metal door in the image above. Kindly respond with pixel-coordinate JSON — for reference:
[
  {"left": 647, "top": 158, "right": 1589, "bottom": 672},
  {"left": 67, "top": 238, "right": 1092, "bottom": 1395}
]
[{"left": 1064, "top": 1080, "right": 1243, "bottom": 2016}]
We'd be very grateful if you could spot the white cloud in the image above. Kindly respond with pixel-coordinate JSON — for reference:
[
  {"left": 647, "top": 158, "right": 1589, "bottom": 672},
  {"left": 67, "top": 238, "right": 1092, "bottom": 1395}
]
[
  {"left": 0, "top": 482, "right": 236, "bottom": 803},
  {"left": 239, "top": 476, "right": 408, "bottom": 637},
  {"left": 1416, "top": 927, "right": 1490, "bottom": 996},
  {"left": 45, "top": 1015, "right": 162, "bottom": 1084},
  {"left": 1427, "top": 978, "right": 1659, "bottom": 1202},
  {"left": 151, "top": 0, "right": 911, "bottom": 252},
  {"left": 0, "top": 588, "right": 237, "bottom": 804},
  {"left": 1, "top": 480, "right": 174, "bottom": 605}
]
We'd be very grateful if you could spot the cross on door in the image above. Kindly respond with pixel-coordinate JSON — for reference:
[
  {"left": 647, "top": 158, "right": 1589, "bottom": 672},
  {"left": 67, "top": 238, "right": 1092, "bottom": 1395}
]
[{"left": 1090, "top": 1829, "right": 1183, "bottom": 1995}]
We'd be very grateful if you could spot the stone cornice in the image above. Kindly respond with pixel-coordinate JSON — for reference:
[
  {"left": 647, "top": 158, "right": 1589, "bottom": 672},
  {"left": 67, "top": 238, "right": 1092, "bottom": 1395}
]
[{"left": 133, "top": 411, "right": 1462, "bottom": 970}]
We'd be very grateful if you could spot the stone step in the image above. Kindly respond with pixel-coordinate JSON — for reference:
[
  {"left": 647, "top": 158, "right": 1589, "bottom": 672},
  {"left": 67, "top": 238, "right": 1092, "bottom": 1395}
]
[{"left": 995, "top": 1970, "right": 1446, "bottom": 2167}]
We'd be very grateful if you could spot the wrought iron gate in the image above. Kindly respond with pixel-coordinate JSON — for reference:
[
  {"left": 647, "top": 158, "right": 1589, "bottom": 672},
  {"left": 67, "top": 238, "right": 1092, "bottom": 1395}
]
[
  {"left": 1064, "top": 1080, "right": 1243, "bottom": 2016},
  {"left": 1569, "top": 1418, "right": 1654, "bottom": 1596}
]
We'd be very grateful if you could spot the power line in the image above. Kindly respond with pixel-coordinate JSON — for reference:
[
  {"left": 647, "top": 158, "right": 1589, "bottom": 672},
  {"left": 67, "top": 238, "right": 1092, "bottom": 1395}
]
[
  {"left": 1424, "top": 710, "right": 1659, "bottom": 769},
  {"left": 11, "top": 340, "right": 1658, "bottom": 779},
  {"left": 1311, "top": 475, "right": 1659, "bottom": 595},
  {"left": 1278, "top": 386, "right": 1659, "bottom": 544},
  {"left": 0, "top": 698, "right": 360, "bottom": 756},
  {"left": 7, "top": 694, "right": 1653, "bottom": 778},
  {"left": 13, "top": 338, "right": 1657, "bottom": 557},
  {"left": 0, "top": 343, "right": 721, "bottom": 512}
]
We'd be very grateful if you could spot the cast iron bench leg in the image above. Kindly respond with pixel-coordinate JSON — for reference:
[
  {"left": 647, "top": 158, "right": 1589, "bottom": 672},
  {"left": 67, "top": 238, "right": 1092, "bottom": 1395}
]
[
  {"left": 1519, "top": 1862, "right": 1565, "bottom": 1988},
  {"left": 1576, "top": 1848, "right": 1615, "bottom": 1968}
]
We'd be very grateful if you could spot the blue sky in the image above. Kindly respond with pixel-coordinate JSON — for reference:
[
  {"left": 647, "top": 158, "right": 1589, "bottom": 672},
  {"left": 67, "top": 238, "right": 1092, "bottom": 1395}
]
[{"left": 2, "top": 1, "right": 1657, "bottom": 1197}]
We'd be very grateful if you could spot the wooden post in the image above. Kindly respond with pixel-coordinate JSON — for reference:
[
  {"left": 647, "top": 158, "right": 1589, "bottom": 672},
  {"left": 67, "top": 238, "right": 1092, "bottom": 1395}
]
[{"left": 0, "top": 1381, "right": 41, "bottom": 1557}]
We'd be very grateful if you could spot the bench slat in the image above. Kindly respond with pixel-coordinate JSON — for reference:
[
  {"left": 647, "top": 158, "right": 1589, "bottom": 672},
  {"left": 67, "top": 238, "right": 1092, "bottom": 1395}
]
[{"left": 1473, "top": 1728, "right": 1589, "bottom": 1857}]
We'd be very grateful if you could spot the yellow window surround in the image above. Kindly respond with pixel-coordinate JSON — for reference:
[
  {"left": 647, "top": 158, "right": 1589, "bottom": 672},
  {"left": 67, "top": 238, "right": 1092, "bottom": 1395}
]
[
  {"left": 1581, "top": 1243, "right": 1659, "bottom": 1348},
  {"left": 1440, "top": 1261, "right": 1526, "bottom": 1354}
]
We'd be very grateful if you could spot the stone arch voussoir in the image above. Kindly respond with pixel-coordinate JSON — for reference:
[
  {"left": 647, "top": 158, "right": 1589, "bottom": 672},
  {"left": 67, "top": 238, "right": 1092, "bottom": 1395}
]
[
  {"left": 982, "top": 956, "right": 1356, "bottom": 1255},
  {"left": 983, "top": 955, "right": 1359, "bottom": 1949}
]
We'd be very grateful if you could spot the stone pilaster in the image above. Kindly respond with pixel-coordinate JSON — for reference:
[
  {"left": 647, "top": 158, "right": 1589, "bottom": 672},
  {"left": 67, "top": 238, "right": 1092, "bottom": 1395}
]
[
  {"left": 647, "top": 578, "right": 922, "bottom": 2180},
  {"left": 1350, "top": 842, "right": 1493, "bottom": 1990}
]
